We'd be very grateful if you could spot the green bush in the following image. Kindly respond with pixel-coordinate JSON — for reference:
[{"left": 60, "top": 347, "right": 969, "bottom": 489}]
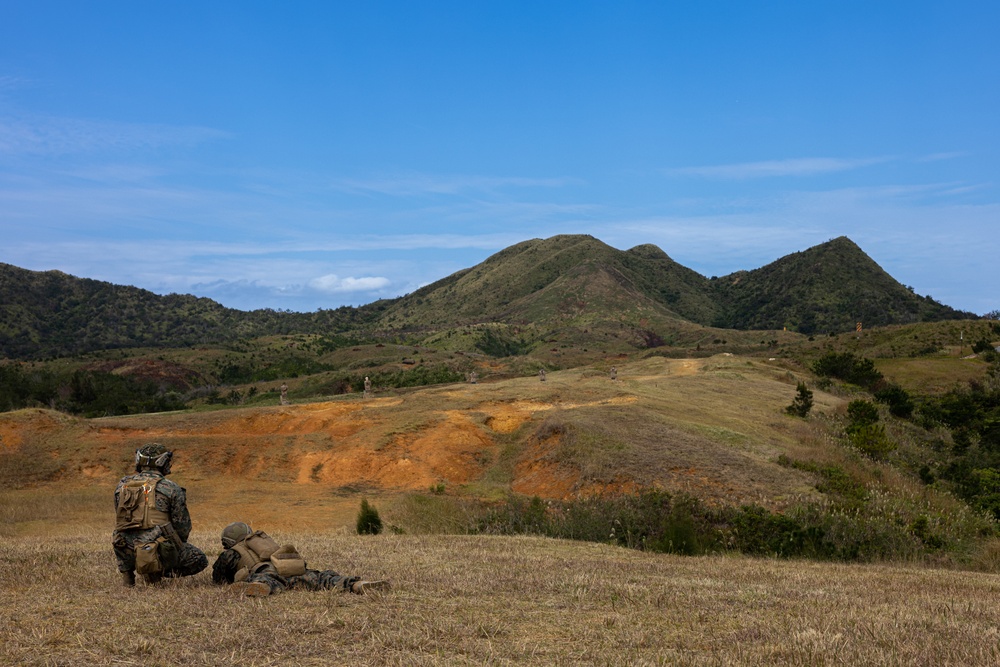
[
  {"left": 471, "top": 489, "right": 936, "bottom": 562},
  {"left": 360, "top": 365, "right": 464, "bottom": 391},
  {"left": 356, "top": 499, "right": 383, "bottom": 535},
  {"left": 874, "top": 383, "right": 914, "bottom": 419},
  {"left": 847, "top": 400, "right": 880, "bottom": 428},
  {"left": 475, "top": 328, "right": 530, "bottom": 358},
  {"left": 813, "top": 352, "right": 884, "bottom": 389},
  {"left": 848, "top": 423, "right": 897, "bottom": 460},
  {"left": 973, "top": 338, "right": 996, "bottom": 354},
  {"left": 726, "top": 504, "right": 831, "bottom": 558}
]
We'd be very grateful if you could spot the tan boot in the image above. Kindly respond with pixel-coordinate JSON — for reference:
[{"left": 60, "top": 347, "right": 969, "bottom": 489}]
[
  {"left": 121, "top": 571, "right": 136, "bottom": 587},
  {"left": 230, "top": 581, "right": 271, "bottom": 597},
  {"left": 351, "top": 580, "right": 391, "bottom": 595}
]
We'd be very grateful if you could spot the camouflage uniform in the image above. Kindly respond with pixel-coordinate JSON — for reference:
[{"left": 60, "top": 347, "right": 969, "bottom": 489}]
[
  {"left": 112, "top": 469, "right": 208, "bottom": 579},
  {"left": 212, "top": 548, "right": 359, "bottom": 594}
]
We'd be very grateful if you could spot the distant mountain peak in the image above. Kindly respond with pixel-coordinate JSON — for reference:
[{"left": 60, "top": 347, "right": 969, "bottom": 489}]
[{"left": 0, "top": 236, "right": 974, "bottom": 360}]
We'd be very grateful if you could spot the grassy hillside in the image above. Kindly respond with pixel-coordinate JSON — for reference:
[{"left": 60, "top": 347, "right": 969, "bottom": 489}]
[
  {"left": 0, "top": 262, "right": 386, "bottom": 359},
  {"left": 1, "top": 235, "right": 976, "bottom": 362},
  {"left": 378, "top": 235, "right": 722, "bottom": 332},
  {"left": 1, "top": 356, "right": 827, "bottom": 505},
  {"left": 713, "top": 237, "right": 972, "bottom": 333},
  {"left": 2, "top": 353, "right": 994, "bottom": 561}
]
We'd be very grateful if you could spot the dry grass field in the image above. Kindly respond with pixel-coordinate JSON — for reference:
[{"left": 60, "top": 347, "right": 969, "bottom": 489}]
[
  {"left": 4, "top": 527, "right": 1000, "bottom": 666},
  {"left": 4, "top": 355, "right": 1000, "bottom": 665}
]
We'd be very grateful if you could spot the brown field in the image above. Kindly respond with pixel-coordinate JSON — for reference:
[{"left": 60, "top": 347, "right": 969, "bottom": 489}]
[
  {"left": 4, "top": 528, "right": 1000, "bottom": 666},
  {"left": 875, "top": 356, "right": 990, "bottom": 395},
  {"left": 4, "top": 355, "right": 1000, "bottom": 664}
]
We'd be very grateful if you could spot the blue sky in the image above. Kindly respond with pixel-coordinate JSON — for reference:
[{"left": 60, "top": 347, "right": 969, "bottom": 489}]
[{"left": 1, "top": 2, "right": 997, "bottom": 315}]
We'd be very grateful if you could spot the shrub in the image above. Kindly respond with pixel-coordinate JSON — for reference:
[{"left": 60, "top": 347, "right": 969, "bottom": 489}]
[
  {"left": 726, "top": 505, "right": 831, "bottom": 558},
  {"left": 848, "top": 423, "right": 897, "bottom": 460},
  {"left": 475, "top": 328, "right": 530, "bottom": 358},
  {"left": 813, "top": 352, "right": 884, "bottom": 389},
  {"left": 847, "top": 400, "right": 880, "bottom": 428},
  {"left": 874, "top": 383, "right": 914, "bottom": 419},
  {"left": 356, "top": 499, "right": 383, "bottom": 535},
  {"left": 785, "top": 382, "right": 814, "bottom": 418},
  {"left": 973, "top": 338, "right": 996, "bottom": 354}
]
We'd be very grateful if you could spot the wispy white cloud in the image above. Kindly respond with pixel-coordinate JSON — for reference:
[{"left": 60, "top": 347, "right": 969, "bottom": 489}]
[
  {"left": 916, "top": 151, "right": 969, "bottom": 163},
  {"left": 309, "top": 274, "right": 391, "bottom": 293},
  {"left": 0, "top": 114, "right": 228, "bottom": 155},
  {"left": 53, "top": 164, "right": 168, "bottom": 184},
  {"left": 330, "top": 172, "right": 579, "bottom": 196},
  {"left": 667, "top": 156, "right": 891, "bottom": 180},
  {"left": 1, "top": 233, "right": 526, "bottom": 272}
]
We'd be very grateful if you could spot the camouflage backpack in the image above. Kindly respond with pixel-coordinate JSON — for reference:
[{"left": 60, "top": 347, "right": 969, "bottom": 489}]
[
  {"left": 231, "top": 530, "right": 306, "bottom": 580},
  {"left": 115, "top": 477, "right": 171, "bottom": 531}
]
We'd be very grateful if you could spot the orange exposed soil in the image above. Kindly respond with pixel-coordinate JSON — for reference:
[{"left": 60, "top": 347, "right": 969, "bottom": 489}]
[{"left": 1, "top": 356, "right": 835, "bottom": 533}]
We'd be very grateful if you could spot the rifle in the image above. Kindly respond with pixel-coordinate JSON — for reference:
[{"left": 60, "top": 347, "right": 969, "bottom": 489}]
[{"left": 157, "top": 522, "right": 185, "bottom": 550}]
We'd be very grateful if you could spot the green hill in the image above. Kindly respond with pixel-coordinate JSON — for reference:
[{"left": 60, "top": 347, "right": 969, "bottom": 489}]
[
  {"left": 0, "top": 235, "right": 975, "bottom": 361},
  {"left": 378, "top": 235, "right": 721, "bottom": 330},
  {"left": 0, "top": 263, "right": 384, "bottom": 359},
  {"left": 712, "top": 237, "right": 969, "bottom": 333}
]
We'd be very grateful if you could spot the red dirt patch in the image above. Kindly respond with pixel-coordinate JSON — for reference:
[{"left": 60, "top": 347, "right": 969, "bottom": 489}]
[{"left": 302, "top": 411, "right": 496, "bottom": 490}]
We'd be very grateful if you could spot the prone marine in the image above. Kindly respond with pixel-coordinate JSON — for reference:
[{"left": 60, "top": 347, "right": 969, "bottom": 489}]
[{"left": 212, "top": 522, "right": 389, "bottom": 597}]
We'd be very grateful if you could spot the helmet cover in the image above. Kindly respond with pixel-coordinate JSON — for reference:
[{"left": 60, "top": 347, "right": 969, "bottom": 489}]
[
  {"left": 134, "top": 443, "right": 173, "bottom": 474},
  {"left": 221, "top": 521, "right": 252, "bottom": 549}
]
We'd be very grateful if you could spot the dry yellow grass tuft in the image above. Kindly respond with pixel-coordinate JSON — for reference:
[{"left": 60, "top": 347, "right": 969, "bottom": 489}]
[{"left": 4, "top": 528, "right": 1000, "bottom": 666}]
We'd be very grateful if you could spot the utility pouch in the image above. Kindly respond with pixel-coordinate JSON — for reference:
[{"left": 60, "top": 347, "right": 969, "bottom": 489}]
[
  {"left": 157, "top": 536, "right": 180, "bottom": 572},
  {"left": 245, "top": 532, "right": 279, "bottom": 561},
  {"left": 270, "top": 544, "right": 306, "bottom": 577},
  {"left": 115, "top": 481, "right": 147, "bottom": 531},
  {"left": 135, "top": 540, "right": 163, "bottom": 575},
  {"left": 232, "top": 531, "right": 279, "bottom": 570}
]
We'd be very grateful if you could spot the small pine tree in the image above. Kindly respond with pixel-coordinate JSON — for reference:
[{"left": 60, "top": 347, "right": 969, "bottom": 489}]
[
  {"left": 786, "top": 382, "right": 814, "bottom": 418},
  {"left": 356, "top": 498, "right": 383, "bottom": 535},
  {"left": 846, "top": 399, "right": 880, "bottom": 429}
]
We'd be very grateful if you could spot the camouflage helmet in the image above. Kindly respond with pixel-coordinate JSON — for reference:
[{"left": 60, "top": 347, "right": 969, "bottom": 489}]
[
  {"left": 221, "top": 521, "right": 252, "bottom": 549},
  {"left": 134, "top": 443, "right": 173, "bottom": 474}
]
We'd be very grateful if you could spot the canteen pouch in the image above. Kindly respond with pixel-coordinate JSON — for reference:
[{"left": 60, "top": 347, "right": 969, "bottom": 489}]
[{"left": 135, "top": 540, "right": 163, "bottom": 575}]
